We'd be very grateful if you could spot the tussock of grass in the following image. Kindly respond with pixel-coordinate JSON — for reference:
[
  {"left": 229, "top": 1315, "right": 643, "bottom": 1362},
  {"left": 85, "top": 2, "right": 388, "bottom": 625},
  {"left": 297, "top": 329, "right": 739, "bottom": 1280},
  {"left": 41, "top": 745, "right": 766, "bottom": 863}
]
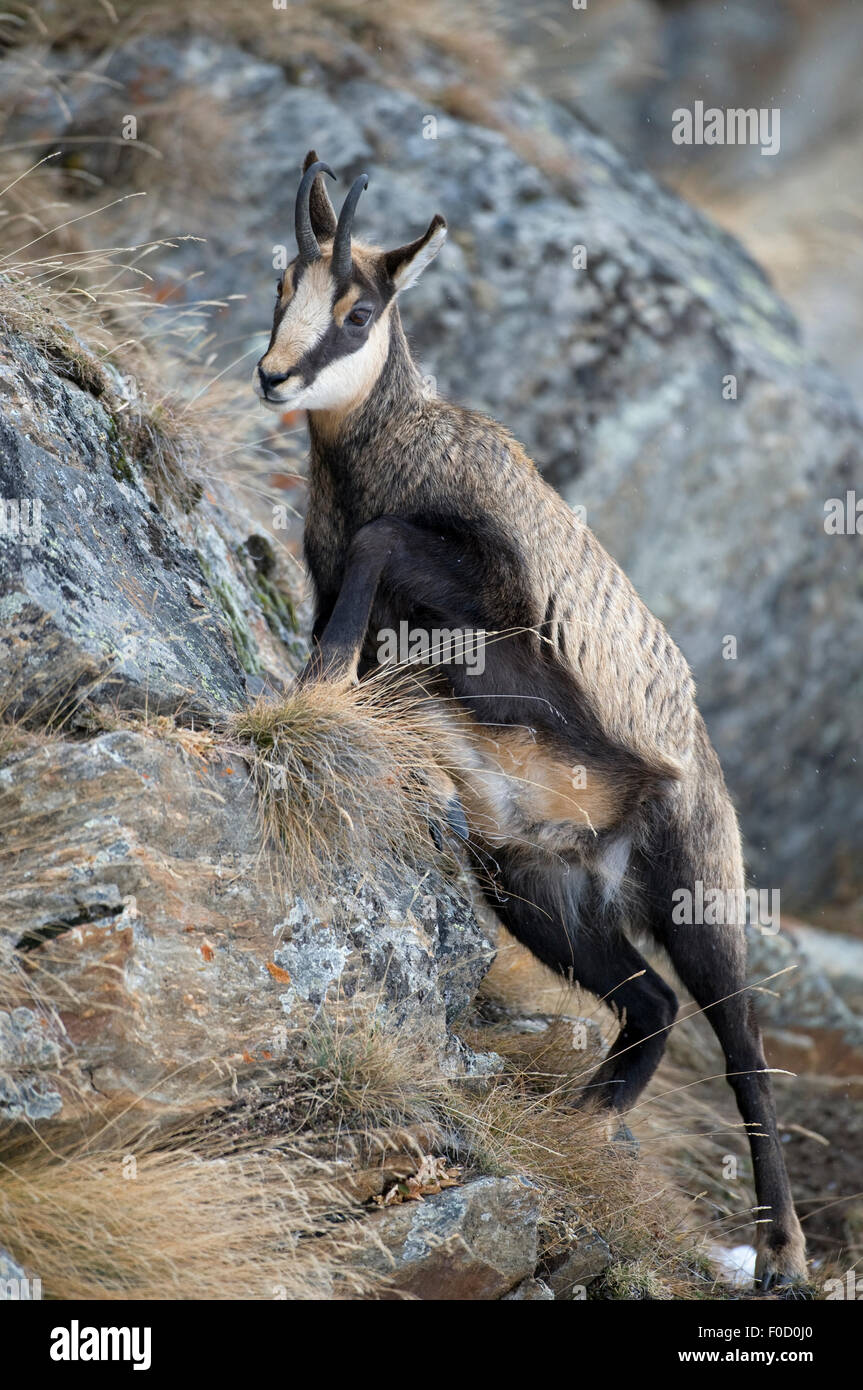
[
  {"left": 0, "top": 1113, "right": 383, "bottom": 1301},
  {"left": 294, "top": 1003, "right": 449, "bottom": 1135},
  {"left": 222, "top": 673, "right": 466, "bottom": 896},
  {"left": 450, "top": 1049, "right": 711, "bottom": 1296}
]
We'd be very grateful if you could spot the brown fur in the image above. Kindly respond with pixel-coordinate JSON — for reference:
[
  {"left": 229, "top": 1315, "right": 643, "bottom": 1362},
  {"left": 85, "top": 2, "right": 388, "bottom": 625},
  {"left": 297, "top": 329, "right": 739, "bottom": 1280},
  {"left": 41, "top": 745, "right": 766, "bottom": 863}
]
[{"left": 451, "top": 724, "right": 623, "bottom": 846}]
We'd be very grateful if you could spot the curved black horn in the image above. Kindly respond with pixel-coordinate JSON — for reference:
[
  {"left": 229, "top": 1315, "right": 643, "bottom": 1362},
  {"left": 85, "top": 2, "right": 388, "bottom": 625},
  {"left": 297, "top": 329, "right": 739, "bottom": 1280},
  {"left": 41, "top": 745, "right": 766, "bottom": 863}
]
[
  {"left": 295, "top": 160, "right": 336, "bottom": 263},
  {"left": 332, "top": 173, "right": 368, "bottom": 282}
]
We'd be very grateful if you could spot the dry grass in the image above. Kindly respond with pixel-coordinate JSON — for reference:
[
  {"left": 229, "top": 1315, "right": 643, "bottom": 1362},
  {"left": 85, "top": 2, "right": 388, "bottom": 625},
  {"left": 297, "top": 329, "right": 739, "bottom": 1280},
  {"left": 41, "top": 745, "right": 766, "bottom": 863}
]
[
  {"left": 0, "top": 1109, "right": 384, "bottom": 1300},
  {"left": 293, "top": 1002, "right": 450, "bottom": 1136},
  {"left": 451, "top": 1042, "right": 721, "bottom": 1296},
  {"left": 462, "top": 933, "right": 826, "bottom": 1296},
  {"left": 0, "top": 997, "right": 442, "bottom": 1300},
  {"left": 0, "top": 925, "right": 751, "bottom": 1301},
  {"left": 222, "top": 672, "right": 467, "bottom": 897},
  {"left": 256, "top": 957, "right": 731, "bottom": 1298},
  {"left": 0, "top": 137, "right": 289, "bottom": 516},
  {"left": 0, "top": 188, "right": 206, "bottom": 508}
]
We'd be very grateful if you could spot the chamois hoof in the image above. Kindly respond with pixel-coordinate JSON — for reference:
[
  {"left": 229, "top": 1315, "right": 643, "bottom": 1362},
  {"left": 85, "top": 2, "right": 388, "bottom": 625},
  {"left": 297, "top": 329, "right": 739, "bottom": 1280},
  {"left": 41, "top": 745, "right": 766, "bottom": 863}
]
[
  {"left": 445, "top": 793, "right": 470, "bottom": 842},
  {"left": 609, "top": 1122, "right": 640, "bottom": 1157},
  {"left": 755, "top": 1235, "right": 810, "bottom": 1296},
  {"left": 428, "top": 794, "right": 470, "bottom": 851}
]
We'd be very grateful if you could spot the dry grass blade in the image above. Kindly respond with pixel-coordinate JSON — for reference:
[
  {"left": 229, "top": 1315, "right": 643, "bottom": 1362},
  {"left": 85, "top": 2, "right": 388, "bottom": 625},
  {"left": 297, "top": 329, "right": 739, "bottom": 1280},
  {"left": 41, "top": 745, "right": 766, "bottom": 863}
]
[
  {"left": 0, "top": 1112, "right": 384, "bottom": 1301},
  {"left": 222, "top": 671, "right": 468, "bottom": 897}
]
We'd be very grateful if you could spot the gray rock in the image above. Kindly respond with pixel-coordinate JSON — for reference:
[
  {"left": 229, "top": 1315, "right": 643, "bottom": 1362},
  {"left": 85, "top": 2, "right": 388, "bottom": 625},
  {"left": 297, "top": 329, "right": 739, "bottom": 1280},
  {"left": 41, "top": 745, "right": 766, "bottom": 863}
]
[
  {"left": 746, "top": 924, "right": 863, "bottom": 1063},
  {"left": 502, "top": 1276, "right": 554, "bottom": 1301},
  {"left": 540, "top": 1227, "right": 613, "bottom": 1299},
  {"left": 357, "top": 1175, "right": 541, "bottom": 1299},
  {"left": 0, "top": 1006, "right": 63, "bottom": 1122},
  {"left": 0, "top": 332, "right": 243, "bottom": 716},
  {"left": 0, "top": 727, "right": 492, "bottom": 1125},
  {"left": 789, "top": 924, "right": 863, "bottom": 1016},
  {"left": 0, "top": 330, "right": 302, "bottom": 718}
]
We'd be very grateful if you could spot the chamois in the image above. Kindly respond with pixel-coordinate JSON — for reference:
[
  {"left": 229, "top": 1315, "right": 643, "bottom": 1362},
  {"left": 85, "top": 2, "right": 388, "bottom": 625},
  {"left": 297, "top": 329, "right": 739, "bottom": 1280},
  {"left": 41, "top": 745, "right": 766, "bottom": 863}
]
[{"left": 253, "top": 153, "right": 807, "bottom": 1289}]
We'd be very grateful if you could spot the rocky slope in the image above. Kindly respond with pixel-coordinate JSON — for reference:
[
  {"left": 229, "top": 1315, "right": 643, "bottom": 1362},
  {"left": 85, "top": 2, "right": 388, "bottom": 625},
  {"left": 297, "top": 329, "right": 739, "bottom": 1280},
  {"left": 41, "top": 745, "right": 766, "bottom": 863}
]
[
  {"left": 0, "top": 14, "right": 858, "bottom": 911},
  {"left": 2, "top": 290, "right": 861, "bottom": 1298},
  {"left": 0, "top": 322, "right": 495, "bottom": 1122}
]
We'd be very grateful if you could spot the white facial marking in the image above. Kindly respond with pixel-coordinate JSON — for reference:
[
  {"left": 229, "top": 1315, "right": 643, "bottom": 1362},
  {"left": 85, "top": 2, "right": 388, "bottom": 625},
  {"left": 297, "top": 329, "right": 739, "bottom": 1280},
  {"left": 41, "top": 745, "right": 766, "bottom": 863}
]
[
  {"left": 295, "top": 315, "right": 389, "bottom": 411},
  {"left": 255, "top": 260, "right": 332, "bottom": 404},
  {"left": 256, "top": 309, "right": 390, "bottom": 415}
]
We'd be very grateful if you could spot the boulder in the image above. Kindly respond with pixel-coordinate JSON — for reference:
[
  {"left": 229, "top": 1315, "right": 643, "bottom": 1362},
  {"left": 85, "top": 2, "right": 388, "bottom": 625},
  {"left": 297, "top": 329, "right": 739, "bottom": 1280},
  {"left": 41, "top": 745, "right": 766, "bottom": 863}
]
[
  {"left": 539, "top": 1225, "right": 613, "bottom": 1299},
  {"left": 746, "top": 923, "right": 863, "bottom": 1077},
  {"left": 0, "top": 728, "right": 493, "bottom": 1126},
  {"left": 356, "top": 1175, "right": 541, "bottom": 1300},
  {"left": 0, "top": 329, "right": 303, "bottom": 717}
]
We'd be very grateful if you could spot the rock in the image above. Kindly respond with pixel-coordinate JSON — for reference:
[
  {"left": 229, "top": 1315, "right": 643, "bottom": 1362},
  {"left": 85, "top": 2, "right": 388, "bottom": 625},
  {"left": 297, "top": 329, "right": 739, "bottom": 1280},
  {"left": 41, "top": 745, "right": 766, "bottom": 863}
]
[
  {"left": 0, "top": 726, "right": 493, "bottom": 1127},
  {"left": 356, "top": 1176, "right": 541, "bottom": 1299},
  {"left": 746, "top": 924, "right": 863, "bottom": 1075},
  {"left": 0, "top": 329, "right": 300, "bottom": 719},
  {"left": 2, "top": 28, "right": 857, "bottom": 911},
  {"left": 539, "top": 1225, "right": 612, "bottom": 1299},
  {"left": 502, "top": 1276, "right": 554, "bottom": 1301},
  {"left": 788, "top": 923, "right": 863, "bottom": 1016}
]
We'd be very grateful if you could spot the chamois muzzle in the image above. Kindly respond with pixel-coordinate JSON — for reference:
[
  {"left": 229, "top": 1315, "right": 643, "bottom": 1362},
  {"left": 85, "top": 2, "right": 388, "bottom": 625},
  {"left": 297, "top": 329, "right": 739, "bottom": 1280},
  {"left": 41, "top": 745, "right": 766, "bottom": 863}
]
[
  {"left": 258, "top": 365, "right": 293, "bottom": 397},
  {"left": 295, "top": 159, "right": 336, "bottom": 263},
  {"left": 332, "top": 173, "right": 369, "bottom": 283}
]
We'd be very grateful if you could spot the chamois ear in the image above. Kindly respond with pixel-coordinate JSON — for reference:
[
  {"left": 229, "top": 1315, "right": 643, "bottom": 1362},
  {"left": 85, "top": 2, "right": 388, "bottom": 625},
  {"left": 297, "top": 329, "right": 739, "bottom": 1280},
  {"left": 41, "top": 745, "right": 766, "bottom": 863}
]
[
  {"left": 302, "top": 148, "right": 338, "bottom": 239},
  {"left": 384, "top": 214, "right": 447, "bottom": 293}
]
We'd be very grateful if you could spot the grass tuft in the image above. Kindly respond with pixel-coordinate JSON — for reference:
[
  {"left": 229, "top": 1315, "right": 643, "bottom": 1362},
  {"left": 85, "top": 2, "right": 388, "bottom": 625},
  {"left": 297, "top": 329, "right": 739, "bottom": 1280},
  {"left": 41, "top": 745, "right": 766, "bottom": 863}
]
[{"left": 222, "top": 672, "right": 467, "bottom": 896}]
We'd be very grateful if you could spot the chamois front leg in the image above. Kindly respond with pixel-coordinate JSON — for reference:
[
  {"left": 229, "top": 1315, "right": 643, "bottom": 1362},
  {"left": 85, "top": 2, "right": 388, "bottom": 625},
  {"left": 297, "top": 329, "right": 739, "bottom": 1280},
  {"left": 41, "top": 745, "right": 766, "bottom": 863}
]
[{"left": 299, "top": 516, "right": 432, "bottom": 686}]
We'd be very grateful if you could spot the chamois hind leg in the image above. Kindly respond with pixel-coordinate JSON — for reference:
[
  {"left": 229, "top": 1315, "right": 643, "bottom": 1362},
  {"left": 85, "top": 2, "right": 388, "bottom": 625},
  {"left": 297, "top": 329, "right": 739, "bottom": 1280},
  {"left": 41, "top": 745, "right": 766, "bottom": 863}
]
[
  {"left": 475, "top": 844, "right": 678, "bottom": 1112},
  {"left": 635, "top": 777, "right": 808, "bottom": 1290}
]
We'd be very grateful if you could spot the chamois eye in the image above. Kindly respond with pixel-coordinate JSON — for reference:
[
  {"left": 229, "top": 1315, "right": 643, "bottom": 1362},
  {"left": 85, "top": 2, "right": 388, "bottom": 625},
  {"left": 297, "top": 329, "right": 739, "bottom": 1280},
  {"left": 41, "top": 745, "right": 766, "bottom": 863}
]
[
  {"left": 275, "top": 278, "right": 284, "bottom": 298},
  {"left": 347, "top": 306, "right": 372, "bottom": 327}
]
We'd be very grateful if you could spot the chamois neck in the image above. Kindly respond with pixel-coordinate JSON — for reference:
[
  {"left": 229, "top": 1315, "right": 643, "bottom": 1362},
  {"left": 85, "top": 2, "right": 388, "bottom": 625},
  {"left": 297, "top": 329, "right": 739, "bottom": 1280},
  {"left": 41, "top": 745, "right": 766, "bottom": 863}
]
[{"left": 307, "top": 309, "right": 425, "bottom": 452}]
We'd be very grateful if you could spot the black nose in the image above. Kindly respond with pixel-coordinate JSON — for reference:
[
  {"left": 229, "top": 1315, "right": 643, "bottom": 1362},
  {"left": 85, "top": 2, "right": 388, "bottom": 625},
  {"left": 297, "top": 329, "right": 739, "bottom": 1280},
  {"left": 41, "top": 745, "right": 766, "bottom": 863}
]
[{"left": 258, "top": 365, "right": 291, "bottom": 393}]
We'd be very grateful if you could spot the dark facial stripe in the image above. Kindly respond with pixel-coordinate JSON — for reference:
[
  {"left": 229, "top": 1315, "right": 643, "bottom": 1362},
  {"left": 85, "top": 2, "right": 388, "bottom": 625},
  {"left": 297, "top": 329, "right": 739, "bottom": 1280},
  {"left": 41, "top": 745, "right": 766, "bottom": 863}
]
[{"left": 291, "top": 314, "right": 370, "bottom": 384}]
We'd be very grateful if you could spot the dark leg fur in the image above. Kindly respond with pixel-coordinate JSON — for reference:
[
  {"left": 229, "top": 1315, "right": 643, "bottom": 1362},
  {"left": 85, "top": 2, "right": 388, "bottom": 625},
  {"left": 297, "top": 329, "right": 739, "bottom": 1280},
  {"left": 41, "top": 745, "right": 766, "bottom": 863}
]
[
  {"left": 306, "top": 517, "right": 657, "bottom": 784},
  {"left": 634, "top": 786, "right": 807, "bottom": 1288},
  {"left": 473, "top": 844, "right": 678, "bottom": 1110}
]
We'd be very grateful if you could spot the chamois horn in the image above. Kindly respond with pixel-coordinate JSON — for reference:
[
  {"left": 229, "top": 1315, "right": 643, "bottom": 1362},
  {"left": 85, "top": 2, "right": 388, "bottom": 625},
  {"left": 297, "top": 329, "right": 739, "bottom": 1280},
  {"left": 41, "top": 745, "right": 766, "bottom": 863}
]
[
  {"left": 332, "top": 173, "right": 369, "bottom": 282},
  {"left": 295, "top": 159, "right": 336, "bottom": 263}
]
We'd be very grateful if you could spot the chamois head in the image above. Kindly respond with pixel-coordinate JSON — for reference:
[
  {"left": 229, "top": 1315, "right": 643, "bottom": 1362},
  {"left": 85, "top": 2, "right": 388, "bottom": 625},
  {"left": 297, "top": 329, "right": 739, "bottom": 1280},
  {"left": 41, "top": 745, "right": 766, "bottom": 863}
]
[{"left": 254, "top": 151, "right": 447, "bottom": 415}]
